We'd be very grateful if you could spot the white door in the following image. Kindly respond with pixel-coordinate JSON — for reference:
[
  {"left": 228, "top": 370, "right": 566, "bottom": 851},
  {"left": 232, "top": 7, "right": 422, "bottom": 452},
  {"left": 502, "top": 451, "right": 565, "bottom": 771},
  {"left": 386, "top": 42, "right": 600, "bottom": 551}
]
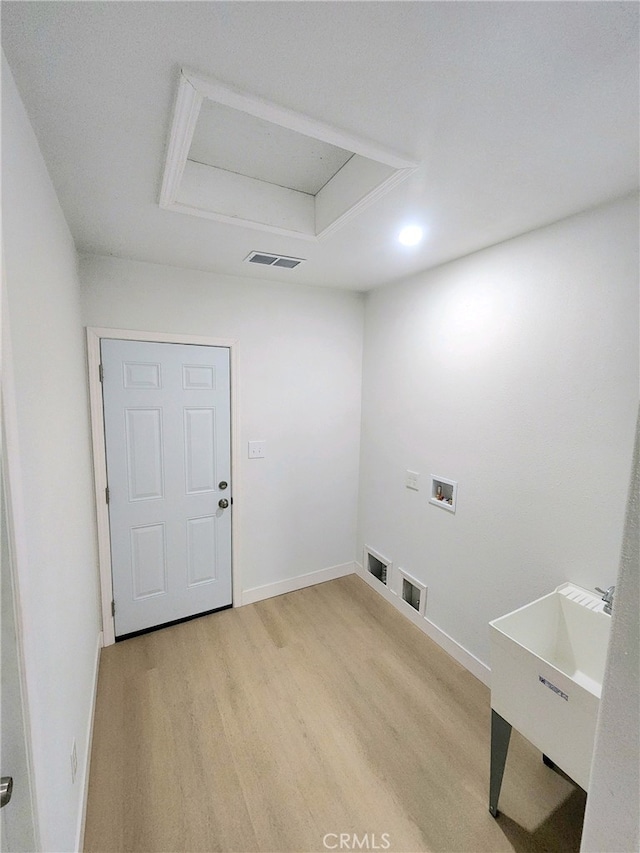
[{"left": 101, "top": 339, "right": 232, "bottom": 637}]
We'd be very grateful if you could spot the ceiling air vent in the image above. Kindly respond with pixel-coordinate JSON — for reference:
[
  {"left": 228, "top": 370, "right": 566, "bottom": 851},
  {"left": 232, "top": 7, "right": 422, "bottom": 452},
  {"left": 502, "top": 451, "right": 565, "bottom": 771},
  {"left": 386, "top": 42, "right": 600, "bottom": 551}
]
[{"left": 245, "top": 251, "right": 305, "bottom": 269}]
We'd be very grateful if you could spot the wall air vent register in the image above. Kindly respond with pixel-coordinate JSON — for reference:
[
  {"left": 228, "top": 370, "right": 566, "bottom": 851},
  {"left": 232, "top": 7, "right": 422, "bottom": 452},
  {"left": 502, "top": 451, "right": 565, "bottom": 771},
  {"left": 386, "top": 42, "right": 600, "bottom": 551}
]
[{"left": 245, "top": 252, "right": 305, "bottom": 269}]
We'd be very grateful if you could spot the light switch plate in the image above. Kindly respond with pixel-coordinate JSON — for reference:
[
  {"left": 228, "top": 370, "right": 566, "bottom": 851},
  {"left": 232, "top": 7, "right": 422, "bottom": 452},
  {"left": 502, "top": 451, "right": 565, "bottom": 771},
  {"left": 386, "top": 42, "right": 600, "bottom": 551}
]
[
  {"left": 248, "top": 440, "right": 266, "bottom": 459},
  {"left": 405, "top": 470, "right": 419, "bottom": 490}
]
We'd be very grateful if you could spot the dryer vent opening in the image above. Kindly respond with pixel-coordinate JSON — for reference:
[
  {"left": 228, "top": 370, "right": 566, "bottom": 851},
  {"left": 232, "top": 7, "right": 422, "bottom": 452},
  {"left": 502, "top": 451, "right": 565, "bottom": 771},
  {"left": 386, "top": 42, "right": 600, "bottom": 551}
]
[
  {"left": 398, "top": 569, "right": 427, "bottom": 616},
  {"left": 364, "top": 546, "right": 391, "bottom": 587},
  {"left": 402, "top": 578, "right": 421, "bottom": 610}
]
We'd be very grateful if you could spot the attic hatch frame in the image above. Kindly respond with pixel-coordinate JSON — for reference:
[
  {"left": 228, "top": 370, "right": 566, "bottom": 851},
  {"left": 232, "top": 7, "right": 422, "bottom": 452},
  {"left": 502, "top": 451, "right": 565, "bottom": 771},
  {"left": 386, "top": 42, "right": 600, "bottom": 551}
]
[{"left": 159, "top": 68, "right": 418, "bottom": 241}]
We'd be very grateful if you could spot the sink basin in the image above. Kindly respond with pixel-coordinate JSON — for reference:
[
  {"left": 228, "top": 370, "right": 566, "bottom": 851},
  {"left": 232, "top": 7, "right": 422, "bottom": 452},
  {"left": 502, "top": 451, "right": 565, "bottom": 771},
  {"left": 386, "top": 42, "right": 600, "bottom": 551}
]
[{"left": 490, "top": 583, "right": 611, "bottom": 790}]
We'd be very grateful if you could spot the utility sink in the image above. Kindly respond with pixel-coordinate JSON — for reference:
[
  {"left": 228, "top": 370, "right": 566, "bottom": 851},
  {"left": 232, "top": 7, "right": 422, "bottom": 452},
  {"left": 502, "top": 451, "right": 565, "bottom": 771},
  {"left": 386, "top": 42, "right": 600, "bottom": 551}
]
[{"left": 489, "top": 583, "right": 611, "bottom": 808}]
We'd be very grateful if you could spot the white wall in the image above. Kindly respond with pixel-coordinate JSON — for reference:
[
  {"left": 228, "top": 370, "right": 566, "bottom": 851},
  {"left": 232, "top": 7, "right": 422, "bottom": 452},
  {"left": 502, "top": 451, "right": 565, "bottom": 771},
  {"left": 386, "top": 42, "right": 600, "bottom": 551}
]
[
  {"left": 1, "top": 55, "right": 101, "bottom": 852},
  {"left": 581, "top": 409, "right": 639, "bottom": 853},
  {"left": 1, "top": 462, "right": 37, "bottom": 853},
  {"left": 79, "top": 255, "right": 364, "bottom": 598},
  {"left": 358, "top": 194, "right": 639, "bottom": 669},
  {"left": 4, "top": 36, "right": 636, "bottom": 847}
]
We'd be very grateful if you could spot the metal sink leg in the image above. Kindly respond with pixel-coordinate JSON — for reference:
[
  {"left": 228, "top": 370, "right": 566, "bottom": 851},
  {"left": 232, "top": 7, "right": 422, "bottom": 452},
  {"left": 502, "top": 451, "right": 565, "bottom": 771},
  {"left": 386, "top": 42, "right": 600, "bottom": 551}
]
[{"left": 489, "top": 709, "right": 512, "bottom": 818}]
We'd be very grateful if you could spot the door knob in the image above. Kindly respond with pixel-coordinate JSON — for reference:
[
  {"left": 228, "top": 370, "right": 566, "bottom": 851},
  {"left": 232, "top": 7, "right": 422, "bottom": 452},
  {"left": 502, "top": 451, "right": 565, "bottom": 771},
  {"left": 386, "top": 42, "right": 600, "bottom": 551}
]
[
  {"left": 1, "top": 777, "right": 13, "bottom": 808},
  {"left": 218, "top": 499, "right": 229, "bottom": 509}
]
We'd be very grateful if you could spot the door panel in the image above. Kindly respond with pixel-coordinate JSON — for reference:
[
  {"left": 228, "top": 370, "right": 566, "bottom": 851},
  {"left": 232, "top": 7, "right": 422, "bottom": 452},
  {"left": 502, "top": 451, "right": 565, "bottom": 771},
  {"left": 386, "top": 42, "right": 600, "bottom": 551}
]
[
  {"left": 125, "top": 408, "right": 164, "bottom": 501},
  {"left": 131, "top": 523, "right": 167, "bottom": 599},
  {"left": 186, "top": 515, "right": 217, "bottom": 585},
  {"left": 101, "top": 339, "right": 232, "bottom": 636},
  {"left": 184, "top": 408, "right": 216, "bottom": 493}
]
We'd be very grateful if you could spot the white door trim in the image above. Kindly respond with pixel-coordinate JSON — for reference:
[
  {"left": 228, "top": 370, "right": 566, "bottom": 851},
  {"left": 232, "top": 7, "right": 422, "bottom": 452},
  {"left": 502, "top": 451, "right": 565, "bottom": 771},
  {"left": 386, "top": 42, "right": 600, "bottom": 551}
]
[{"left": 86, "top": 327, "right": 241, "bottom": 647}]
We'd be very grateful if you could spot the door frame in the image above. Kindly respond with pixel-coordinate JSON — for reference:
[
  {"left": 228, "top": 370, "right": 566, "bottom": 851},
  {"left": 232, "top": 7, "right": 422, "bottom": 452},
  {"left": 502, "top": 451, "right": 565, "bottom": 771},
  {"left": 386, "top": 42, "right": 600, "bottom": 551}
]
[{"left": 86, "top": 327, "right": 240, "bottom": 647}]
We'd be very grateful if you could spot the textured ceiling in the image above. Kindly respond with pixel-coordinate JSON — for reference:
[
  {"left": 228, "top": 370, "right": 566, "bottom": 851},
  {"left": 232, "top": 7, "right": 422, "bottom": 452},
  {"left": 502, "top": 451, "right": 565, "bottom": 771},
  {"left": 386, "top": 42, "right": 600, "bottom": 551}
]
[{"left": 2, "top": 1, "right": 638, "bottom": 290}]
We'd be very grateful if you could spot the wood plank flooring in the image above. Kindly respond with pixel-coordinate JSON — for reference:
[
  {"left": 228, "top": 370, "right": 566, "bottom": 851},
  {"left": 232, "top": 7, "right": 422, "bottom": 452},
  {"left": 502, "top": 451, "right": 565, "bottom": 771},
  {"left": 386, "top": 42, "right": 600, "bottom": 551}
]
[{"left": 84, "top": 575, "right": 586, "bottom": 852}]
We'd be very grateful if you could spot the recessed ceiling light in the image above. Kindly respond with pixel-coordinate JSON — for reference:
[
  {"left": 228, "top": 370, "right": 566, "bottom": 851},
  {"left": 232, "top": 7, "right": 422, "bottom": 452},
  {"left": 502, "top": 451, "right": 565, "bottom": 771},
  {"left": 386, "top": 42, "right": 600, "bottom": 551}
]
[{"left": 398, "top": 225, "right": 424, "bottom": 246}]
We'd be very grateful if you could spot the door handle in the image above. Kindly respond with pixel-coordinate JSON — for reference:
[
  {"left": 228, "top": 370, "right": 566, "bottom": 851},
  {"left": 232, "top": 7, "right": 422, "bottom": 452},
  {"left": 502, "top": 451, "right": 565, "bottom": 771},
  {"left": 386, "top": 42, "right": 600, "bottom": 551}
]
[
  {"left": 1, "top": 777, "right": 13, "bottom": 808},
  {"left": 218, "top": 499, "right": 229, "bottom": 509}
]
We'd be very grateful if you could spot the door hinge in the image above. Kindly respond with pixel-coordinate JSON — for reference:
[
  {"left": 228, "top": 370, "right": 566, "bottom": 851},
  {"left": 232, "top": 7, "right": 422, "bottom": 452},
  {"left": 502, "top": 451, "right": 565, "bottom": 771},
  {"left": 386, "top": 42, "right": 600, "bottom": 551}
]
[
  {"left": 99, "top": 363, "right": 104, "bottom": 383},
  {"left": 111, "top": 600, "right": 115, "bottom": 617},
  {"left": 105, "top": 486, "right": 110, "bottom": 504}
]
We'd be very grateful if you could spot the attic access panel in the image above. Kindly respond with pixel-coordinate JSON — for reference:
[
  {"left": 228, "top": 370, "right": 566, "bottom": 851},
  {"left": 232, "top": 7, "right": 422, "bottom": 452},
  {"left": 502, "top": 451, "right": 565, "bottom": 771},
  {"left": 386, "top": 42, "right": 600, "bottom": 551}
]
[
  {"left": 160, "top": 68, "right": 418, "bottom": 241},
  {"left": 189, "top": 100, "right": 354, "bottom": 195}
]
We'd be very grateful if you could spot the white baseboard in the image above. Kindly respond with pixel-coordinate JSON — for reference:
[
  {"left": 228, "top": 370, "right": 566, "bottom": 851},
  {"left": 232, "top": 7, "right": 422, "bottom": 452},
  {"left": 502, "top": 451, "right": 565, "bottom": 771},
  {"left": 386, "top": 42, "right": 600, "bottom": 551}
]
[
  {"left": 355, "top": 563, "right": 490, "bottom": 687},
  {"left": 76, "top": 630, "right": 102, "bottom": 852},
  {"left": 241, "top": 561, "right": 356, "bottom": 606}
]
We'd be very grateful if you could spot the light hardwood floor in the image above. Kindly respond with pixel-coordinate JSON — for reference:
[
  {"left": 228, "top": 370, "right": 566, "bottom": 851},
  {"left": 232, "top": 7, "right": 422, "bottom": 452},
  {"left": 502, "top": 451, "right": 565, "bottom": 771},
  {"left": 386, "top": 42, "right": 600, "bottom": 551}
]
[{"left": 84, "top": 575, "right": 586, "bottom": 852}]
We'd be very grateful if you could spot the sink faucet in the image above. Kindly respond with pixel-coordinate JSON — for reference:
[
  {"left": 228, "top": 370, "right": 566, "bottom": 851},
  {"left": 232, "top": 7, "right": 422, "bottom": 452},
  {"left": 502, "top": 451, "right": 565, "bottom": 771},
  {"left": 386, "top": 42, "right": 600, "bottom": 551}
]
[{"left": 595, "top": 585, "right": 615, "bottom": 615}]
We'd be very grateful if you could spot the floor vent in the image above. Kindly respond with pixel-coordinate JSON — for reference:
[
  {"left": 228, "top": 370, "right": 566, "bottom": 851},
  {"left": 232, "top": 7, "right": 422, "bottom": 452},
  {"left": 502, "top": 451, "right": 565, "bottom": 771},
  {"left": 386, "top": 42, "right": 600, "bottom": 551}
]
[
  {"left": 245, "top": 251, "right": 305, "bottom": 269},
  {"left": 364, "top": 546, "right": 392, "bottom": 587}
]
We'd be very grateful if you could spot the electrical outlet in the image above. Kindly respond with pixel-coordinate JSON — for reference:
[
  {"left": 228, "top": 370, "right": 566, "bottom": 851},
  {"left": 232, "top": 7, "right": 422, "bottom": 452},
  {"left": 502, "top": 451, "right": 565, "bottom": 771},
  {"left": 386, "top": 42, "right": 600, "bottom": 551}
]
[
  {"left": 248, "top": 440, "right": 266, "bottom": 459},
  {"left": 405, "top": 470, "right": 419, "bottom": 490},
  {"left": 70, "top": 739, "right": 78, "bottom": 784}
]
